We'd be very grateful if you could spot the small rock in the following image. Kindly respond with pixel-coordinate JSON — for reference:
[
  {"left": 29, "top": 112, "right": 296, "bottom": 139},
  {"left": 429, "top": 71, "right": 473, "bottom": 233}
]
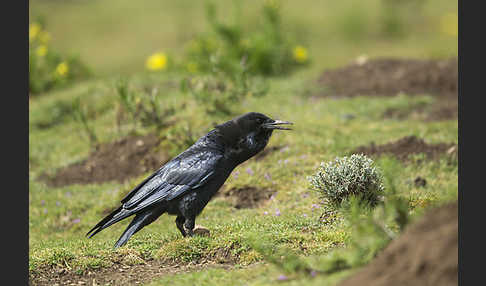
[
  {"left": 355, "top": 54, "right": 369, "bottom": 66},
  {"left": 193, "top": 225, "right": 210, "bottom": 237},
  {"left": 447, "top": 145, "right": 457, "bottom": 155}
]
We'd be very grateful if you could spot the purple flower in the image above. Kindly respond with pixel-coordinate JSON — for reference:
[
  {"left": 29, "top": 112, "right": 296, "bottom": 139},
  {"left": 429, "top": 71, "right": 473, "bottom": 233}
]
[
  {"left": 283, "top": 159, "right": 289, "bottom": 165},
  {"left": 311, "top": 204, "right": 320, "bottom": 211},
  {"left": 303, "top": 213, "right": 308, "bottom": 217},
  {"left": 56, "top": 201, "right": 61, "bottom": 207},
  {"left": 43, "top": 208, "right": 48, "bottom": 214},
  {"left": 246, "top": 167, "right": 254, "bottom": 176},
  {"left": 264, "top": 173, "right": 272, "bottom": 181},
  {"left": 277, "top": 275, "right": 288, "bottom": 281},
  {"left": 264, "top": 211, "right": 269, "bottom": 215},
  {"left": 301, "top": 192, "right": 309, "bottom": 199},
  {"left": 275, "top": 209, "right": 281, "bottom": 216},
  {"left": 41, "top": 200, "right": 45, "bottom": 206},
  {"left": 65, "top": 191, "right": 72, "bottom": 197},
  {"left": 311, "top": 270, "right": 317, "bottom": 277},
  {"left": 72, "top": 218, "right": 81, "bottom": 224},
  {"left": 233, "top": 170, "right": 240, "bottom": 179}
]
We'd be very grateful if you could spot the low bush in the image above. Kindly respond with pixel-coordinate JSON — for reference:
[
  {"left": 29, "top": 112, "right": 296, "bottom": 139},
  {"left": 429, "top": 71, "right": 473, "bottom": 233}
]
[
  {"left": 114, "top": 78, "right": 176, "bottom": 131},
  {"left": 180, "top": 58, "right": 269, "bottom": 117},
  {"left": 308, "top": 154, "right": 385, "bottom": 208},
  {"left": 181, "top": 0, "right": 310, "bottom": 76}
]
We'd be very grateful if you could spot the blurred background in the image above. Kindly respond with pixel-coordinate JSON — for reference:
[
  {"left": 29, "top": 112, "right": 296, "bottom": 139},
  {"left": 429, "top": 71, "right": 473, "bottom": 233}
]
[{"left": 29, "top": 0, "right": 457, "bottom": 78}]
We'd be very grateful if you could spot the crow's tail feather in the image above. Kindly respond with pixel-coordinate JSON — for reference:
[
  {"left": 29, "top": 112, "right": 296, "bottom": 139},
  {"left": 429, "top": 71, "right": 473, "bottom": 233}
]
[
  {"left": 86, "top": 206, "right": 135, "bottom": 239},
  {"left": 114, "top": 205, "right": 167, "bottom": 248}
]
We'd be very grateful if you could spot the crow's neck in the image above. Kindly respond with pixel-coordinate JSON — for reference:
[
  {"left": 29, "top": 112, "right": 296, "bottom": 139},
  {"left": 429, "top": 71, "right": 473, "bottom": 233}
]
[
  {"left": 225, "top": 130, "right": 272, "bottom": 165},
  {"left": 213, "top": 121, "right": 272, "bottom": 165}
]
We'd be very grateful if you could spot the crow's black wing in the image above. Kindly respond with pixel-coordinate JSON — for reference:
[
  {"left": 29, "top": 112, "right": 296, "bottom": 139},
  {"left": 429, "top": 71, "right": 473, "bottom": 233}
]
[
  {"left": 86, "top": 146, "right": 224, "bottom": 239},
  {"left": 120, "top": 147, "right": 223, "bottom": 211}
]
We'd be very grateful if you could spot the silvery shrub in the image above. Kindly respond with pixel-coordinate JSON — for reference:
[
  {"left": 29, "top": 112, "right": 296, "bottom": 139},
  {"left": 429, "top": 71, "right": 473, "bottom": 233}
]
[{"left": 308, "top": 154, "right": 385, "bottom": 207}]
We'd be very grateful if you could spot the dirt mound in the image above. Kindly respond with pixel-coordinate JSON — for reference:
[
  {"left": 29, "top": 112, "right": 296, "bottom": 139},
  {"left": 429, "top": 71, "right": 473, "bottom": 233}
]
[
  {"left": 40, "top": 133, "right": 170, "bottom": 187},
  {"left": 337, "top": 201, "right": 457, "bottom": 286},
  {"left": 352, "top": 135, "right": 457, "bottom": 163},
  {"left": 383, "top": 98, "right": 458, "bottom": 121},
  {"left": 221, "top": 186, "right": 275, "bottom": 209},
  {"left": 317, "top": 57, "right": 458, "bottom": 121},
  {"left": 318, "top": 57, "right": 457, "bottom": 98}
]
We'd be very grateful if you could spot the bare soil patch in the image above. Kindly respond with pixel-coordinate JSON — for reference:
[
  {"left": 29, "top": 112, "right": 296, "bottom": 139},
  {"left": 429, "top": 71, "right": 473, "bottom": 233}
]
[
  {"left": 318, "top": 57, "right": 457, "bottom": 98},
  {"left": 221, "top": 186, "right": 275, "bottom": 209},
  {"left": 352, "top": 135, "right": 457, "bottom": 163},
  {"left": 382, "top": 96, "right": 457, "bottom": 121},
  {"left": 29, "top": 260, "right": 234, "bottom": 286},
  {"left": 40, "top": 133, "right": 170, "bottom": 187},
  {"left": 337, "top": 200, "right": 457, "bottom": 286},
  {"left": 317, "top": 57, "right": 458, "bottom": 121}
]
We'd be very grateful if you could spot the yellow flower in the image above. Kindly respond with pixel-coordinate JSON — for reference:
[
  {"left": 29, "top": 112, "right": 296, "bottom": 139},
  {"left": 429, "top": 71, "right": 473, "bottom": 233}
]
[
  {"left": 55, "top": 62, "right": 69, "bottom": 77},
  {"left": 29, "top": 23, "right": 42, "bottom": 43},
  {"left": 440, "top": 12, "right": 458, "bottom": 37},
  {"left": 36, "top": 45, "right": 48, "bottom": 57},
  {"left": 293, "top": 45, "right": 308, "bottom": 63},
  {"left": 145, "top": 52, "right": 168, "bottom": 71},
  {"left": 38, "top": 31, "right": 51, "bottom": 44}
]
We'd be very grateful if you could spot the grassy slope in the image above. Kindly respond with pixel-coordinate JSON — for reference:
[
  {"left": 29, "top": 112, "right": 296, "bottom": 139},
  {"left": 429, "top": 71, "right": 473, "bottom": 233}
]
[{"left": 29, "top": 0, "right": 457, "bottom": 284}]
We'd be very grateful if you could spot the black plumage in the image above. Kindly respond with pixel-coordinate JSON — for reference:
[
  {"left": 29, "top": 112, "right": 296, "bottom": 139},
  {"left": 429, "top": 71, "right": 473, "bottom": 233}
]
[{"left": 86, "top": 112, "right": 292, "bottom": 248}]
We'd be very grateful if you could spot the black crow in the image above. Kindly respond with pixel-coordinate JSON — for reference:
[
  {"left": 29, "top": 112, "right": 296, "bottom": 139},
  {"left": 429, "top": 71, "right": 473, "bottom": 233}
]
[{"left": 86, "top": 112, "right": 292, "bottom": 248}]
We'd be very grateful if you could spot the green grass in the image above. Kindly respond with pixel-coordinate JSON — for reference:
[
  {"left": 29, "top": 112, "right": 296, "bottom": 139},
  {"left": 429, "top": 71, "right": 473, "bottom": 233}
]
[
  {"left": 29, "top": 0, "right": 457, "bottom": 284},
  {"left": 147, "top": 263, "right": 353, "bottom": 286},
  {"left": 29, "top": 73, "right": 457, "bottom": 280}
]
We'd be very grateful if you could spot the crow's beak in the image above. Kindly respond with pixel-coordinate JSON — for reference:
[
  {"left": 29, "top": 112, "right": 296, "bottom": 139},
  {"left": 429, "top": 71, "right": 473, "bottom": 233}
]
[{"left": 263, "top": 119, "right": 293, "bottom": 130}]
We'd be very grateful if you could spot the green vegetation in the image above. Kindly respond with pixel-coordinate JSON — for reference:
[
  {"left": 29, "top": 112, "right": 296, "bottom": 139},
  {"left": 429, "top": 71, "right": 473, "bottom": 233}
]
[
  {"left": 29, "top": 21, "right": 91, "bottom": 94},
  {"left": 179, "top": 0, "right": 309, "bottom": 76},
  {"left": 309, "top": 154, "right": 385, "bottom": 208},
  {"left": 29, "top": 0, "right": 457, "bottom": 284},
  {"left": 114, "top": 78, "right": 176, "bottom": 131},
  {"left": 180, "top": 62, "right": 269, "bottom": 117}
]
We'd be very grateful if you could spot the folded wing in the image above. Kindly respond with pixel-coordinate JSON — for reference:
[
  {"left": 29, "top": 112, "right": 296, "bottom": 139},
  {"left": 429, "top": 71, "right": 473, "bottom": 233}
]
[{"left": 86, "top": 147, "right": 223, "bottom": 238}]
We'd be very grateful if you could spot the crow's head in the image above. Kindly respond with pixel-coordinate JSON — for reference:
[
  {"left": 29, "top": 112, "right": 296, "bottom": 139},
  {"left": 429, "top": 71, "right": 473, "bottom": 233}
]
[
  {"left": 234, "top": 112, "right": 293, "bottom": 132},
  {"left": 216, "top": 112, "right": 292, "bottom": 163}
]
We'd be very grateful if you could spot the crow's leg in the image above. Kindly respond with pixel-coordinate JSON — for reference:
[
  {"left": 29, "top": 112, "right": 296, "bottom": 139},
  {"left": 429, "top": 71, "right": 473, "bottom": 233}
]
[
  {"left": 175, "top": 215, "right": 187, "bottom": 237},
  {"left": 183, "top": 216, "right": 196, "bottom": 237},
  {"left": 182, "top": 217, "right": 210, "bottom": 237}
]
